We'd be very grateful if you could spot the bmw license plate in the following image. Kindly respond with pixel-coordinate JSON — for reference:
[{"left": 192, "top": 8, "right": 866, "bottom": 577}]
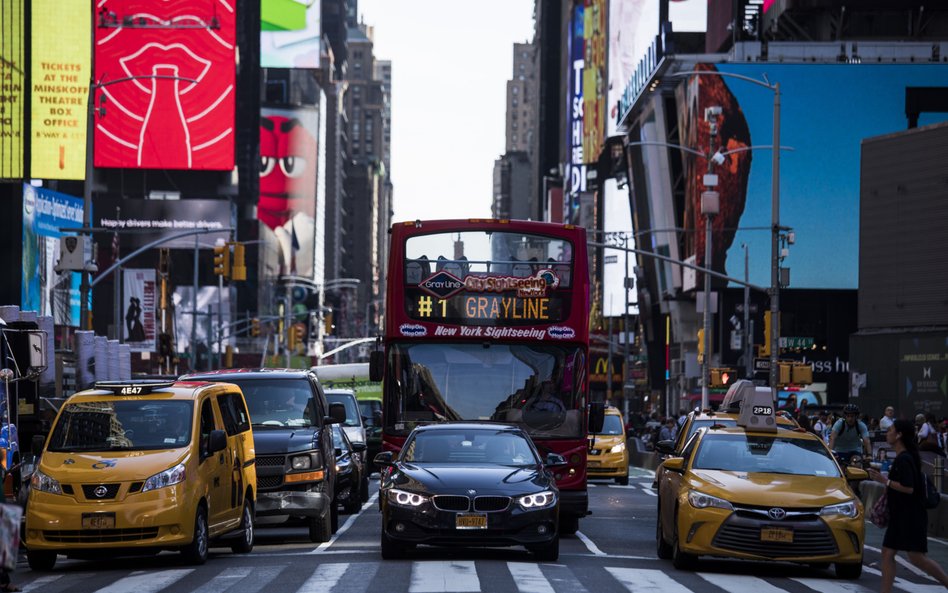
[
  {"left": 455, "top": 513, "right": 487, "bottom": 530},
  {"left": 760, "top": 526, "right": 793, "bottom": 543},
  {"left": 82, "top": 513, "right": 115, "bottom": 529}
]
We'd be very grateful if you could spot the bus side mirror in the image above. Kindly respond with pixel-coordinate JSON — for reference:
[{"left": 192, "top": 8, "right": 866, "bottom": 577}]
[
  {"left": 369, "top": 351, "right": 384, "bottom": 381},
  {"left": 588, "top": 402, "right": 605, "bottom": 434},
  {"left": 32, "top": 434, "right": 47, "bottom": 456}
]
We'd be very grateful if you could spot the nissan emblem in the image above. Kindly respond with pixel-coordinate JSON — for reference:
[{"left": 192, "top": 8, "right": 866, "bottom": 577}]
[{"left": 94, "top": 485, "right": 108, "bottom": 498}]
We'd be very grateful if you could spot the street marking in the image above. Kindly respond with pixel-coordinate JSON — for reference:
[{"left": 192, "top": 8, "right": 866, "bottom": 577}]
[
  {"left": 606, "top": 568, "right": 691, "bottom": 593},
  {"left": 507, "top": 562, "right": 555, "bottom": 593},
  {"left": 865, "top": 544, "right": 933, "bottom": 580},
  {"left": 191, "top": 566, "right": 278, "bottom": 593},
  {"left": 587, "top": 483, "right": 597, "bottom": 487},
  {"left": 20, "top": 575, "right": 62, "bottom": 593},
  {"left": 862, "top": 566, "right": 943, "bottom": 592},
  {"left": 699, "top": 573, "right": 788, "bottom": 593},
  {"left": 640, "top": 487, "right": 657, "bottom": 497},
  {"left": 297, "top": 563, "right": 349, "bottom": 592},
  {"left": 794, "top": 576, "right": 875, "bottom": 592},
  {"left": 409, "top": 561, "right": 480, "bottom": 593},
  {"left": 309, "top": 492, "right": 379, "bottom": 554},
  {"left": 575, "top": 530, "right": 606, "bottom": 556},
  {"left": 93, "top": 569, "right": 193, "bottom": 593}
]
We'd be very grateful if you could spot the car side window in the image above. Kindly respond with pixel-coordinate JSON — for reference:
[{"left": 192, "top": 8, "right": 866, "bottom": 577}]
[
  {"left": 312, "top": 380, "right": 328, "bottom": 422},
  {"left": 680, "top": 431, "right": 701, "bottom": 464},
  {"left": 218, "top": 392, "right": 250, "bottom": 436},
  {"left": 199, "top": 398, "right": 216, "bottom": 461}
]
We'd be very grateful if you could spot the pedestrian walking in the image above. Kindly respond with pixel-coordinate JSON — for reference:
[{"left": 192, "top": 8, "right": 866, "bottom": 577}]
[
  {"left": 917, "top": 412, "right": 944, "bottom": 456},
  {"left": 0, "top": 466, "right": 18, "bottom": 592},
  {"left": 867, "top": 419, "right": 948, "bottom": 593}
]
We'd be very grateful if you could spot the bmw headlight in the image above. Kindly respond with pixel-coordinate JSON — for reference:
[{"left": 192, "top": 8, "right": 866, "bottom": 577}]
[
  {"left": 687, "top": 490, "right": 733, "bottom": 511},
  {"left": 30, "top": 469, "right": 63, "bottom": 495},
  {"left": 388, "top": 488, "right": 428, "bottom": 507},
  {"left": 517, "top": 490, "right": 557, "bottom": 510},
  {"left": 142, "top": 462, "right": 187, "bottom": 493},
  {"left": 610, "top": 442, "right": 626, "bottom": 454},
  {"left": 820, "top": 499, "right": 858, "bottom": 518},
  {"left": 291, "top": 455, "right": 312, "bottom": 470}
]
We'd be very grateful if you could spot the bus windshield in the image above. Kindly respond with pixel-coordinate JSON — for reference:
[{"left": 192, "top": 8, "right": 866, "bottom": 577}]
[{"left": 384, "top": 341, "right": 586, "bottom": 439}]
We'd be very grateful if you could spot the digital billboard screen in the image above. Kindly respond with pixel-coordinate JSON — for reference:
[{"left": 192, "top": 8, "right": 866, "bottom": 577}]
[
  {"left": 1, "top": 0, "right": 24, "bottom": 179},
  {"left": 678, "top": 63, "right": 948, "bottom": 290},
  {"left": 93, "top": 0, "right": 236, "bottom": 170},
  {"left": 261, "top": 0, "right": 322, "bottom": 69}
]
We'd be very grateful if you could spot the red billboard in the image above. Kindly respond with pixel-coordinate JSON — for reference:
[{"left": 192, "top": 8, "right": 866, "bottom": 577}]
[{"left": 93, "top": 0, "right": 236, "bottom": 170}]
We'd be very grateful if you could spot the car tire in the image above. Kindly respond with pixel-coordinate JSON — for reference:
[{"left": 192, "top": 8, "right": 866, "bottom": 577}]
[
  {"left": 380, "top": 529, "right": 404, "bottom": 559},
  {"left": 182, "top": 505, "right": 209, "bottom": 565},
  {"left": 615, "top": 476, "right": 629, "bottom": 486},
  {"left": 530, "top": 534, "right": 559, "bottom": 562},
  {"left": 345, "top": 488, "right": 363, "bottom": 514},
  {"left": 559, "top": 514, "right": 579, "bottom": 535},
  {"left": 360, "top": 474, "right": 370, "bottom": 502},
  {"left": 27, "top": 550, "right": 57, "bottom": 571},
  {"left": 671, "top": 510, "right": 697, "bottom": 570},
  {"left": 230, "top": 500, "right": 254, "bottom": 554},
  {"left": 308, "top": 511, "right": 332, "bottom": 543},
  {"left": 331, "top": 504, "right": 340, "bottom": 533},
  {"left": 835, "top": 562, "right": 862, "bottom": 579},
  {"left": 656, "top": 504, "right": 672, "bottom": 559}
]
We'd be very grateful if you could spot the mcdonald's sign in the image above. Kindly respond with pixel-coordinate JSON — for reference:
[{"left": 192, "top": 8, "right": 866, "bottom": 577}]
[{"left": 589, "top": 353, "right": 623, "bottom": 388}]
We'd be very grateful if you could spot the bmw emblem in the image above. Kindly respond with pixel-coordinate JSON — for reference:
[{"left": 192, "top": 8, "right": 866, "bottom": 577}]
[
  {"left": 768, "top": 507, "right": 787, "bottom": 521},
  {"left": 94, "top": 485, "right": 108, "bottom": 498},
  {"left": 467, "top": 489, "right": 476, "bottom": 496}
]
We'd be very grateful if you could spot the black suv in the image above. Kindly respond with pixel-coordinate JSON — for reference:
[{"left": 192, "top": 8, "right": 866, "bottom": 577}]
[{"left": 182, "top": 369, "right": 344, "bottom": 542}]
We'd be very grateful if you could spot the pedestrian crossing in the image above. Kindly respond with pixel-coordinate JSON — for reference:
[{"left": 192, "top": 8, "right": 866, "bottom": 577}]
[
  {"left": 12, "top": 559, "right": 935, "bottom": 593},
  {"left": 587, "top": 481, "right": 656, "bottom": 496}
]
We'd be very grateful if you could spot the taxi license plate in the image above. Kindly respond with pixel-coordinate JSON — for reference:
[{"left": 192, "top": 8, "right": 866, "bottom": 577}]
[
  {"left": 588, "top": 461, "right": 601, "bottom": 467},
  {"left": 760, "top": 527, "right": 793, "bottom": 543},
  {"left": 455, "top": 513, "right": 487, "bottom": 530},
  {"left": 82, "top": 513, "right": 115, "bottom": 529}
]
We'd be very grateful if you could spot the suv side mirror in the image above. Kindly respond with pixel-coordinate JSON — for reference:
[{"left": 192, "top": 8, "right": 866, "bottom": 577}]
[
  {"left": 328, "top": 402, "right": 347, "bottom": 425},
  {"left": 544, "top": 452, "right": 568, "bottom": 467},
  {"left": 351, "top": 442, "right": 367, "bottom": 453},
  {"left": 662, "top": 457, "right": 685, "bottom": 473},
  {"left": 208, "top": 429, "right": 227, "bottom": 454},
  {"left": 374, "top": 451, "right": 395, "bottom": 467},
  {"left": 655, "top": 440, "right": 675, "bottom": 455},
  {"left": 588, "top": 402, "right": 605, "bottom": 434},
  {"left": 369, "top": 350, "right": 384, "bottom": 381},
  {"left": 32, "top": 434, "right": 47, "bottom": 456}
]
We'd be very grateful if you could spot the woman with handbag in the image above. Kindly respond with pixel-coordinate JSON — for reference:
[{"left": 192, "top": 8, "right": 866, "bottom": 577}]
[{"left": 867, "top": 419, "right": 948, "bottom": 593}]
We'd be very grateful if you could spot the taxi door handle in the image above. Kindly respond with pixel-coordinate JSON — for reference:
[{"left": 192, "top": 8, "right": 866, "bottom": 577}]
[{"left": 218, "top": 453, "right": 225, "bottom": 465}]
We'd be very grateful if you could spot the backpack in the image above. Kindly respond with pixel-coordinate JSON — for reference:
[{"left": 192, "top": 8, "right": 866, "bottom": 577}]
[{"left": 924, "top": 472, "right": 941, "bottom": 509}]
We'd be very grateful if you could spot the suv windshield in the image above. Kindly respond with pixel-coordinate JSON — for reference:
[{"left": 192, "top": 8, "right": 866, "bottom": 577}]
[
  {"left": 402, "top": 429, "right": 539, "bottom": 466},
  {"left": 326, "top": 392, "right": 361, "bottom": 427},
  {"left": 692, "top": 433, "right": 840, "bottom": 477},
  {"left": 224, "top": 379, "right": 317, "bottom": 428},
  {"left": 48, "top": 400, "right": 192, "bottom": 452},
  {"left": 596, "top": 415, "right": 623, "bottom": 436}
]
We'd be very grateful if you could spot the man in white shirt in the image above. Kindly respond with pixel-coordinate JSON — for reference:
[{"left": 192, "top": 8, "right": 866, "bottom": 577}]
[{"left": 878, "top": 406, "right": 895, "bottom": 430}]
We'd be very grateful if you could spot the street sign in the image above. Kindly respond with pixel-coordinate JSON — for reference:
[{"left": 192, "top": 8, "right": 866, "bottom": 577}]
[
  {"left": 754, "top": 358, "right": 771, "bottom": 371},
  {"left": 779, "top": 336, "right": 814, "bottom": 349},
  {"left": 604, "top": 255, "right": 618, "bottom": 264},
  {"left": 734, "top": 303, "right": 758, "bottom": 314}
]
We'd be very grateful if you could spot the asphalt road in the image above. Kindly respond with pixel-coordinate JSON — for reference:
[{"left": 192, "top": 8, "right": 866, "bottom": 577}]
[{"left": 13, "top": 468, "right": 945, "bottom": 592}]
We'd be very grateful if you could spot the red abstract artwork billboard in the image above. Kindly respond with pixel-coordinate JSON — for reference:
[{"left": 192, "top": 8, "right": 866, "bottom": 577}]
[{"left": 93, "top": 0, "right": 236, "bottom": 170}]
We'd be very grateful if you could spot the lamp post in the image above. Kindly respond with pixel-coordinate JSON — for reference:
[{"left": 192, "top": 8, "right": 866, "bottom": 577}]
[{"left": 700, "top": 106, "right": 722, "bottom": 411}]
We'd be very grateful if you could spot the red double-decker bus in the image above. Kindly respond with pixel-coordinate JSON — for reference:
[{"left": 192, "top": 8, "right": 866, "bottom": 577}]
[{"left": 373, "top": 218, "right": 600, "bottom": 533}]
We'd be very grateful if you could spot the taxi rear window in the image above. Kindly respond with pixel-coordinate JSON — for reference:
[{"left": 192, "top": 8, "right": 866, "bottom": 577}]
[{"left": 49, "top": 400, "right": 193, "bottom": 452}]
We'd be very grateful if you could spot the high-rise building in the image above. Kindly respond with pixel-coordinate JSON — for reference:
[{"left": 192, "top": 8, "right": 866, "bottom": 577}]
[
  {"left": 495, "top": 41, "right": 539, "bottom": 221},
  {"left": 506, "top": 43, "right": 536, "bottom": 154}
]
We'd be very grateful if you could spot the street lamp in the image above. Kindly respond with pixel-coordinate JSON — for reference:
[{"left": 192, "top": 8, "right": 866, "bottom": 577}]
[{"left": 700, "top": 106, "right": 722, "bottom": 411}]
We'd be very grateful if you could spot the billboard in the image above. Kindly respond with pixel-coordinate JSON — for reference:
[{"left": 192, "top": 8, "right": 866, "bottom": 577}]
[
  {"left": 602, "top": 179, "right": 638, "bottom": 317},
  {"left": 678, "top": 63, "right": 948, "bottom": 290},
  {"left": 0, "top": 0, "right": 24, "bottom": 178},
  {"left": 259, "top": 102, "right": 326, "bottom": 281},
  {"left": 565, "top": 3, "right": 586, "bottom": 222},
  {"left": 93, "top": 0, "right": 236, "bottom": 170},
  {"left": 608, "top": 0, "right": 660, "bottom": 134},
  {"left": 582, "top": 0, "right": 606, "bottom": 161},
  {"left": 261, "top": 0, "right": 322, "bottom": 69},
  {"left": 21, "top": 184, "right": 84, "bottom": 326},
  {"left": 30, "top": 0, "right": 90, "bottom": 180},
  {"left": 123, "top": 268, "right": 156, "bottom": 352},
  {"left": 94, "top": 197, "right": 232, "bottom": 249}
]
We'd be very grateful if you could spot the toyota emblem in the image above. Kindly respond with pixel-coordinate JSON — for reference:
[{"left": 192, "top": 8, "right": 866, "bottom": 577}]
[
  {"left": 94, "top": 485, "right": 108, "bottom": 498},
  {"left": 768, "top": 507, "right": 787, "bottom": 520}
]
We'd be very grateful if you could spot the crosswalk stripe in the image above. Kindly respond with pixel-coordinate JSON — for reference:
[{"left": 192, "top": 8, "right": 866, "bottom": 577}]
[
  {"left": 698, "top": 573, "right": 789, "bottom": 593},
  {"left": 507, "top": 562, "right": 555, "bottom": 593},
  {"left": 605, "top": 567, "right": 691, "bottom": 593},
  {"left": 20, "top": 575, "right": 62, "bottom": 593},
  {"left": 575, "top": 531, "right": 606, "bottom": 556},
  {"left": 297, "top": 563, "right": 350, "bottom": 592},
  {"left": 641, "top": 487, "right": 657, "bottom": 496},
  {"left": 409, "top": 561, "right": 479, "bottom": 593},
  {"left": 191, "top": 566, "right": 277, "bottom": 593},
  {"left": 861, "top": 567, "right": 945, "bottom": 593},
  {"left": 793, "top": 576, "right": 874, "bottom": 592},
  {"left": 93, "top": 569, "right": 193, "bottom": 593}
]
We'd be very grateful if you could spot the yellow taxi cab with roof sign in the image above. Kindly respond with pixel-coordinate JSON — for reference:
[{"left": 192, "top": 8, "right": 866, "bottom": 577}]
[
  {"left": 656, "top": 381, "right": 867, "bottom": 579},
  {"left": 586, "top": 406, "right": 629, "bottom": 485},
  {"left": 26, "top": 380, "right": 256, "bottom": 570}
]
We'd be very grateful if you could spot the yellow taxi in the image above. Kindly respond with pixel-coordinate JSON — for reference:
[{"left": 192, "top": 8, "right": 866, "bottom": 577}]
[
  {"left": 656, "top": 381, "right": 866, "bottom": 579},
  {"left": 587, "top": 406, "right": 629, "bottom": 485},
  {"left": 26, "top": 380, "right": 257, "bottom": 570}
]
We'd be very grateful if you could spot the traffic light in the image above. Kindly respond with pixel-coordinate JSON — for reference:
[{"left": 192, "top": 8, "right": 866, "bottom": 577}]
[
  {"left": 288, "top": 323, "right": 306, "bottom": 351},
  {"left": 697, "top": 328, "right": 705, "bottom": 364},
  {"left": 792, "top": 362, "right": 813, "bottom": 385},
  {"left": 778, "top": 361, "right": 792, "bottom": 386},
  {"left": 213, "top": 242, "right": 230, "bottom": 277},
  {"left": 323, "top": 310, "right": 334, "bottom": 335},
  {"left": 230, "top": 242, "right": 247, "bottom": 281},
  {"left": 759, "top": 311, "right": 771, "bottom": 357},
  {"left": 250, "top": 318, "right": 260, "bottom": 337},
  {"left": 709, "top": 368, "right": 737, "bottom": 388}
]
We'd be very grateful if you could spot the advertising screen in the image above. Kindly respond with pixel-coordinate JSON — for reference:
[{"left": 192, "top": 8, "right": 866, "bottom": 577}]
[
  {"left": 582, "top": 0, "right": 606, "bottom": 162},
  {"left": 93, "top": 0, "right": 236, "bottom": 170},
  {"left": 261, "top": 0, "right": 322, "bottom": 68},
  {"left": 30, "top": 0, "right": 90, "bottom": 180},
  {"left": 602, "top": 179, "right": 638, "bottom": 317},
  {"left": 565, "top": 3, "right": 586, "bottom": 221},
  {"left": 679, "top": 63, "right": 948, "bottom": 290},
  {"left": 123, "top": 268, "right": 156, "bottom": 352},
  {"left": 1, "top": 0, "right": 24, "bottom": 179},
  {"left": 94, "top": 197, "right": 232, "bottom": 249},
  {"left": 21, "top": 184, "right": 84, "bottom": 326},
  {"left": 607, "top": 0, "right": 659, "bottom": 135}
]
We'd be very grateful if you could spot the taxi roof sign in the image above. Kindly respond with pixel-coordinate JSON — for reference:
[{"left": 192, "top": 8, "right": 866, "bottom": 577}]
[
  {"left": 725, "top": 380, "right": 777, "bottom": 433},
  {"left": 94, "top": 380, "right": 176, "bottom": 396}
]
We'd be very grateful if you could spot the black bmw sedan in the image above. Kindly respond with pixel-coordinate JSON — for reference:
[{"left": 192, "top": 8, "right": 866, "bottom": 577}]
[{"left": 374, "top": 422, "right": 562, "bottom": 561}]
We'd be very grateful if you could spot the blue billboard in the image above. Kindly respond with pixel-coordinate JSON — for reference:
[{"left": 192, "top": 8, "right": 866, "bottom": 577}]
[{"left": 21, "top": 184, "right": 85, "bottom": 325}]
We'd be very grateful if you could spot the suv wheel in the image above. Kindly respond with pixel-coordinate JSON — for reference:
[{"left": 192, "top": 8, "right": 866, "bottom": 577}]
[
  {"left": 27, "top": 550, "right": 57, "bottom": 571},
  {"left": 230, "top": 500, "right": 254, "bottom": 554},
  {"left": 360, "top": 474, "right": 370, "bottom": 502},
  {"left": 182, "top": 505, "right": 209, "bottom": 565},
  {"left": 309, "top": 512, "right": 332, "bottom": 543}
]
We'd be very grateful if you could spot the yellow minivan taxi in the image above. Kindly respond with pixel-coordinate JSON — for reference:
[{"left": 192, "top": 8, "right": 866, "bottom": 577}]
[
  {"left": 26, "top": 380, "right": 257, "bottom": 570},
  {"left": 586, "top": 406, "right": 629, "bottom": 485}
]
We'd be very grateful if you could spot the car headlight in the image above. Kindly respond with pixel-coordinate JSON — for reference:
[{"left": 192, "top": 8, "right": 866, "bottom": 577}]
[
  {"left": 820, "top": 499, "right": 858, "bottom": 518},
  {"left": 687, "top": 490, "right": 733, "bottom": 511},
  {"left": 610, "top": 442, "right": 626, "bottom": 454},
  {"left": 142, "top": 462, "right": 187, "bottom": 493},
  {"left": 388, "top": 488, "right": 428, "bottom": 507},
  {"left": 517, "top": 490, "right": 557, "bottom": 510},
  {"left": 30, "top": 469, "right": 63, "bottom": 495},
  {"left": 291, "top": 455, "right": 312, "bottom": 470}
]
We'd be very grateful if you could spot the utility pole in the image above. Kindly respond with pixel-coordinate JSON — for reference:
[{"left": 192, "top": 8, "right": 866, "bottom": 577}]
[{"left": 700, "top": 106, "right": 722, "bottom": 411}]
